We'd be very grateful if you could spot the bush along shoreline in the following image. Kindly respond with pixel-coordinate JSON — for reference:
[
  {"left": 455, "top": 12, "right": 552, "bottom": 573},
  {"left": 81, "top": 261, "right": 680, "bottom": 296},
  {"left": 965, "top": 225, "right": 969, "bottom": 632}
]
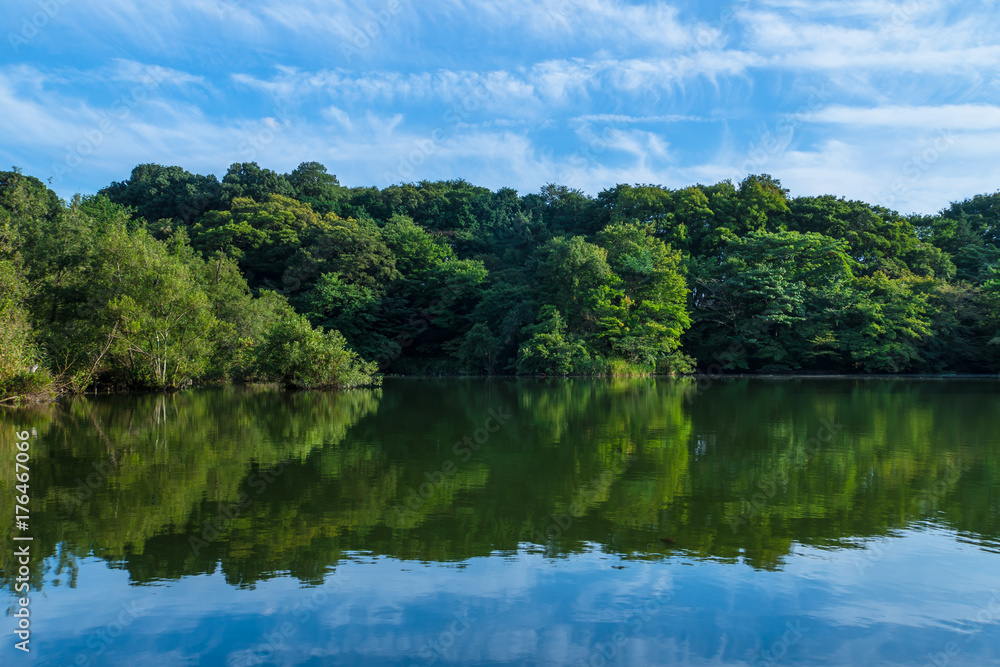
[{"left": 2, "top": 164, "right": 998, "bottom": 401}]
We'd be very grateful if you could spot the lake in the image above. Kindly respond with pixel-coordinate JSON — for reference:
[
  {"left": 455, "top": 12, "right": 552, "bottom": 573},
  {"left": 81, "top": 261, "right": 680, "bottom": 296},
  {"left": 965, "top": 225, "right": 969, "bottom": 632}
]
[{"left": 2, "top": 377, "right": 999, "bottom": 666}]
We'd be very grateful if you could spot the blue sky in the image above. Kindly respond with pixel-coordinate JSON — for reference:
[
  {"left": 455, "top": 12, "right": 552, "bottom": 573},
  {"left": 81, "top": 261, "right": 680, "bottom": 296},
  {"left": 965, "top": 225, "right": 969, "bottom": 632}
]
[{"left": 2, "top": 0, "right": 999, "bottom": 214}]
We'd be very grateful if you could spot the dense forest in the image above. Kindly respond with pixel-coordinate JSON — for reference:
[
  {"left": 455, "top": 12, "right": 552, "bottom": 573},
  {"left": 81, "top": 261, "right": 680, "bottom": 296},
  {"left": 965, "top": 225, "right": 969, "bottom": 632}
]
[{"left": 2, "top": 162, "right": 999, "bottom": 398}]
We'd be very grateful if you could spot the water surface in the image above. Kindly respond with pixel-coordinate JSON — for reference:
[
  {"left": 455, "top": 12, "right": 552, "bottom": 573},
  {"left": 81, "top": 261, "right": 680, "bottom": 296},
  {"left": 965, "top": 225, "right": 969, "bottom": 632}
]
[{"left": 2, "top": 378, "right": 999, "bottom": 665}]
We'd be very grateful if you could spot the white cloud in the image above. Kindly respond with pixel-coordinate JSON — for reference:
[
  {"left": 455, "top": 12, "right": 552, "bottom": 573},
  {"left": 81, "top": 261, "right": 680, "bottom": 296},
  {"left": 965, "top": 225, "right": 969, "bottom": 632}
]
[
  {"left": 807, "top": 104, "right": 1000, "bottom": 130},
  {"left": 734, "top": 130, "right": 1000, "bottom": 215},
  {"left": 257, "top": 0, "right": 359, "bottom": 43},
  {"left": 528, "top": 59, "right": 595, "bottom": 105},
  {"left": 739, "top": 5, "right": 1000, "bottom": 82},
  {"left": 4, "top": 0, "right": 998, "bottom": 217},
  {"left": 107, "top": 59, "right": 208, "bottom": 88},
  {"left": 322, "top": 105, "right": 353, "bottom": 130},
  {"left": 571, "top": 114, "right": 703, "bottom": 124},
  {"left": 231, "top": 52, "right": 760, "bottom": 118},
  {"left": 606, "top": 128, "right": 672, "bottom": 162},
  {"left": 756, "top": 0, "right": 935, "bottom": 16},
  {"left": 48, "top": 0, "right": 710, "bottom": 62},
  {"left": 434, "top": 0, "right": 719, "bottom": 51},
  {"left": 772, "top": 45, "right": 1000, "bottom": 73}
]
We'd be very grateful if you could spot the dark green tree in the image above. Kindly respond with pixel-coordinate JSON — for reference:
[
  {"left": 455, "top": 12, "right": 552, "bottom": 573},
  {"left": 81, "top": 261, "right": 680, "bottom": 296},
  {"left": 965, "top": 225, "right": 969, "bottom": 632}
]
[
  {"left": 100, "top": 163, "right": 223, "bottom": 227},
  {"left": 221, "top": 162, "right": 294, "bottom": 204}
]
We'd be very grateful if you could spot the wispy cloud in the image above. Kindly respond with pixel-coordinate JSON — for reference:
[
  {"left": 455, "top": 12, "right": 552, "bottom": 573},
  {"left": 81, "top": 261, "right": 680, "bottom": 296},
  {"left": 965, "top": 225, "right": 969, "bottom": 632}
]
[
  {"left": 446, "top": 0, "right": 718, "bottom": 51},
  {"left": 107, "top": 59, "right": 208, "bottom": 88},
  {"left": 231, "top": 53, "right": 760, "bottom": 114},
  {"left": 571, "top": 114, "right": 704, "bottom": 124},
  {"left": 3, "top": 0, "right": 998, "bottom": 216},
  {"left": 740, "top": 5, "right": 1000, "bottom": 77},
  {"left": 807, "top": 104, "right": 1000, "bottom": 130}
]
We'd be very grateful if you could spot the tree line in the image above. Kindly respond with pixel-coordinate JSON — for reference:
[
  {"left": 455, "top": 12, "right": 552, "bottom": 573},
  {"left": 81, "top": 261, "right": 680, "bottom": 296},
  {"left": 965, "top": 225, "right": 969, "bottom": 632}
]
[{"left": 2, "top": 162, "right": 998, "bottom": 397}]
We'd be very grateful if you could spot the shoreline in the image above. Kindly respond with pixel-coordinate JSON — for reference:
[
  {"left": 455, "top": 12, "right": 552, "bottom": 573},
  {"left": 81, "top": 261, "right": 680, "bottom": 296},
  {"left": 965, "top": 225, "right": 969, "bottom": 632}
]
[
  {"left": 6, "top": 373, "right": 999, "bottom": 406},
  {"left": 382, "top": 373, "right": 1000, "bottom": 380}
]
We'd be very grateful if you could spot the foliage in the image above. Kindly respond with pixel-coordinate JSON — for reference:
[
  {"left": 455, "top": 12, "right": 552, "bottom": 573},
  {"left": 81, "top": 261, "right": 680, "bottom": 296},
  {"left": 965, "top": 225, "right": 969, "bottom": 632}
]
[
  {"left": 5, "top": 162, "right": 1000, "bottom": 385},
  {"left": 0, "top": 259, "right": 51, "bottom": 400},
  {"left": 97, "top": 227, "right": 218, "bottom": 388},
  {"left": 99, "top": 163, "right": 223, "bottom": 228},
  {"left": 515, "top": 306, "right": 590, "bottom": 375},
  {"left": 193, "top": 194, "right": 335, "bottom": 288},
  {"left": 456, "top": 322, "right": 502, "bottom": 374},
  {"left": 221, "top": 162, "right": 294, "bottom": 203},
  {"left": 285, "top": 161, "right": 341, "bottom": 201},
  {"left": 250, "top": 294, "right": 380, "bottom": 389},
  {"left": 0, "top": 171, "right": 380, "bottom": 394}
]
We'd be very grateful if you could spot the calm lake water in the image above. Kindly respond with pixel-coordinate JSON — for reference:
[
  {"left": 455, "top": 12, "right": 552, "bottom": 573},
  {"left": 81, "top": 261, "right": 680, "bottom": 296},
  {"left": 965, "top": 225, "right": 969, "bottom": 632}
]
[{"left": 2, "top": 378, "right": 999, "bottom": 666}]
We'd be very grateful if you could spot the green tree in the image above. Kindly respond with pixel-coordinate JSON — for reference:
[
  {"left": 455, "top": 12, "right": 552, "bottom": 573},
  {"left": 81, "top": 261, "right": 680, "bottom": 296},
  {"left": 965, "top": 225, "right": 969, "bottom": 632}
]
[
  {"left": 598, "top": 184, "right": 685, "bottom": 246},
  {"left": 221, "top": 162, "right": 294, "bottom": 204},
  {"left": 283, "top": 215, "right": 398, "bottom": 298},
  {"left": 593, "top": 222, "right": 691, "bottom": 364},
  {"left": 285, "top": 161, "right": 340, "bottom": 200},
  {"left": 197, "top": 249, "right": 260, "bottom": 380},
  {"left": 534, "top": 235, "right": 615, "bottom": 333},
  {"left": 837, "top": 272, "right": 933, "bottom": 372},
  {"left": 0, "top": 260, "right": 45, "bottom": 399},
  {"left": 786, "top": 196, "right": 932, "bottom": 277},
  {"left": 194, "top": 195, "right": 333, "bottom": 288},
  {"left": 736, "top": 173, "right": 790, "bottom": 233},
  {"left": 516, "top": 306, "right": 589, "bottom": 375},
  {"left": 250, "top": 294, "right": 379, "bottom": 389},
  {"left": 522, "top": 184, "right": 603, "bottom": 238},
  {"left": 94, "top": 227, "right": 218, "bottom": 389},
  {"left": 99, "top": 163, "right": 223, "bottom": 227},
  {"left": 461, "top": 283, "right": 537, "bottom": 373},
  {"left": 0, "top": 170, "right": 64, "bottom": 398},
  {"left": 305, "top": 273, "right": 383, "bottom": 355},
  {"left": 687, "top": 230, "right": 857, "bottom": 371},
  {"left": 457, "top": 322, "right": 503, "bottom": 374}
]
